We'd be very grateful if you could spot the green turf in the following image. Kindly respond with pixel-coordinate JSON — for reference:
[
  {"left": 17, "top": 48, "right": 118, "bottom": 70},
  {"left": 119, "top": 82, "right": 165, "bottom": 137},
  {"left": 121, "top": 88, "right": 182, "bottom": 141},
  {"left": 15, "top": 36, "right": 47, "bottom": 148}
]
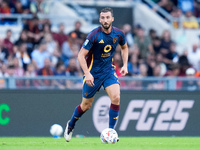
[{"left": 0, "top": 137, "right": 200, "bottom": 150}]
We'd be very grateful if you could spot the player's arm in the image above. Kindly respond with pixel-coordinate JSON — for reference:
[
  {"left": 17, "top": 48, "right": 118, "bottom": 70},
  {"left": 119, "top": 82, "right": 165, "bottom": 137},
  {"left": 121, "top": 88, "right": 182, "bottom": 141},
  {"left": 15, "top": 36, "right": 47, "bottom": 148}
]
[
  {"left": 120, "top": 43, "right": 129, "bottom": 76},
  {"left": 78, "top": 47, "right": 94, "bottom": 87}
]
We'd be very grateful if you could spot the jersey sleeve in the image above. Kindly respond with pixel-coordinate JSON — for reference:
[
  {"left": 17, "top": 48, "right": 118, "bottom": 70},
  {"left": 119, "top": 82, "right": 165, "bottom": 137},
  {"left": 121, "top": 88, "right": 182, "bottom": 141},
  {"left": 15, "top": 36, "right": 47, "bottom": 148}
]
[
  {"left": 119, "top": 32, "right": 126, "bottom": 46},
  {"left": 82, "top": 32, "right": 94, "bottom": 50}
]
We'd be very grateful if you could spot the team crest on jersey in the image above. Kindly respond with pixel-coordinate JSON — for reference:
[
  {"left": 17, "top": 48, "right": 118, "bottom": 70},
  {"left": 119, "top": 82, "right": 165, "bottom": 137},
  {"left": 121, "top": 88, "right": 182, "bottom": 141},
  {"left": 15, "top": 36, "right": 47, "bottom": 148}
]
[
  {"left": 84, "top": 92, "right": 88, "bottom": 97},
  {"left": 113, "top": 38, "right": 117, "bottom": 43},
  {"left": 84, "top": 39, "right": 89, "bottom": 46}
]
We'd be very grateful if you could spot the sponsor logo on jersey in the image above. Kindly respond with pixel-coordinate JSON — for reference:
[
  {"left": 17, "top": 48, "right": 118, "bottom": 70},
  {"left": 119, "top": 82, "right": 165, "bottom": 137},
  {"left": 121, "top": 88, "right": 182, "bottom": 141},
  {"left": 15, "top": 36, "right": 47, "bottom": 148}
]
[
  {"left": 99, "top": 39, "right": 104, "bottom": 43},
  {"left": 101, "top": 53, "right": 111, "bottom": 57},
  {"left": 104, "top": 45, "right": 112, "bottom": 53}
]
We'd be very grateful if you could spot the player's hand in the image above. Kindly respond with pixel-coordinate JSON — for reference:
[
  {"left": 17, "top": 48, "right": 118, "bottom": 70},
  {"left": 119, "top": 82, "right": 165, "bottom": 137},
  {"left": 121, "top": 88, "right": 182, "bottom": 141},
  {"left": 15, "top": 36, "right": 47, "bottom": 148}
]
[
  {"left": 120, "top": 66, "right": 128, "bottom": 77},
  {"left": 85, "top": 72, "right": 95, "bottom": 87}
]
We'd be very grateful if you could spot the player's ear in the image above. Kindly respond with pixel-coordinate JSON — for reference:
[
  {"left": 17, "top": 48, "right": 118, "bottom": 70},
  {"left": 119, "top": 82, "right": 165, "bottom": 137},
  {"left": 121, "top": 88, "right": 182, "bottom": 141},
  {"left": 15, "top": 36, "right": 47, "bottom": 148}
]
[
  {"left": 99, "top": 13, "right": 102, "bottom": 23},
  {"left": 112, "top": 17, "right": 114, "bottom": 22}
]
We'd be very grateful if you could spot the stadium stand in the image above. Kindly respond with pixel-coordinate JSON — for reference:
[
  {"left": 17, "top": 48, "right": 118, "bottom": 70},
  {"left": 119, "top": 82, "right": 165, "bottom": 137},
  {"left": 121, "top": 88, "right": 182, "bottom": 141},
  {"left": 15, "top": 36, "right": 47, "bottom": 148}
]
[{"left": 0, "top": 0, "right": 199, "bottom": 90}]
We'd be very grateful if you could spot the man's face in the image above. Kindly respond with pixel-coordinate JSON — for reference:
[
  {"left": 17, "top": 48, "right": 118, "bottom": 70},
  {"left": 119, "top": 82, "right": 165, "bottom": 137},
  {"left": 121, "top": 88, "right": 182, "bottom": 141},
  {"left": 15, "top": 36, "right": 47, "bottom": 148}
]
[
  {"left": 7, "top": 31, "right": 12, "bottom": 39},
  {"left": 20, "top": 44, "right": 27, "bottom": 52},
  {"left": 99, "top": 12, "right": 114, "bottom": 30},
  {"left": 193, "top": 44, "right": 198, "bottom": 51},
  {"left": 0, "top": 39, "right": 3, "bottom": 47},
  {"left": 59, "top": 24, "right": 65, "bottom": 32},
  {"left": 41, "top": 43, "right": 47, "bottom": 51},
  {"left": 44, "top": 58, "right": 51, "bottom": 68}
]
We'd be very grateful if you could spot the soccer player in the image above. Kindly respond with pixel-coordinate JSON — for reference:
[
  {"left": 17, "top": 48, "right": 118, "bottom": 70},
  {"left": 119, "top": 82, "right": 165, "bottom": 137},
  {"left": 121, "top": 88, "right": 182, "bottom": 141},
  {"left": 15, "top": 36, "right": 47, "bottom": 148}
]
[{"left": 64, "top": 7, "right": 129, "bottom": 142}]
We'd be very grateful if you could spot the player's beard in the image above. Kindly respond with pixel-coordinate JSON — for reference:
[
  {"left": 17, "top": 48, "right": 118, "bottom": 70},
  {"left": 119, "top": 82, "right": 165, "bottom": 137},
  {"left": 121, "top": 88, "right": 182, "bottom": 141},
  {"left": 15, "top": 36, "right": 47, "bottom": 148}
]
[{"left": 102, "top": 22, "right": 111, "bottom": 30}]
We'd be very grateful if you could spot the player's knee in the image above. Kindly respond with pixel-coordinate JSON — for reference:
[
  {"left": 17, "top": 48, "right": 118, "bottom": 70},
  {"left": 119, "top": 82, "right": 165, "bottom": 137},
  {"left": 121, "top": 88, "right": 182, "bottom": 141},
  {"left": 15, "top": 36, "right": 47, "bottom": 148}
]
[
  {"left": 111, "top": 94, "right": 120, "bottom": 105},
  {"left": 86, "top": 102, "right": 92, "bottom": 110},
  {"left": 82, "top": 102, "right": 92, "bottom": 111}
]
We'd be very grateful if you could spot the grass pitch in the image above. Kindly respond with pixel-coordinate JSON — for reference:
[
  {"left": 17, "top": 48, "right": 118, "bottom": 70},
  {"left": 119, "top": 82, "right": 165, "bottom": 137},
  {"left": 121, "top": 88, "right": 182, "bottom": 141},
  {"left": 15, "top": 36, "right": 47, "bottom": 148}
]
[{"left": 0, "top": 137, "right": 200, "bottom": 150}]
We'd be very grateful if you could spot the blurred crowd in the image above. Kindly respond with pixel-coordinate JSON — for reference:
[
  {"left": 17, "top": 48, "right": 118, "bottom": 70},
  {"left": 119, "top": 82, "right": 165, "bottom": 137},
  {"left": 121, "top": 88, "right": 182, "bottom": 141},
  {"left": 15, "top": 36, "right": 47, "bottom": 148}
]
[
  {"left": 0, "top": 17, "right": 85, "bottom": 89},
  {"left": 0, "top": 0, "right": 49, "bottom": 25},
  {"left": 0, "top": 0, "right": 200, "bottom": 90},
  {"left": 117, "top": 23, "right": 200, "bottom": 90},
  {"left": 150, "top": 0, "right": 200, "bottom": 29}
]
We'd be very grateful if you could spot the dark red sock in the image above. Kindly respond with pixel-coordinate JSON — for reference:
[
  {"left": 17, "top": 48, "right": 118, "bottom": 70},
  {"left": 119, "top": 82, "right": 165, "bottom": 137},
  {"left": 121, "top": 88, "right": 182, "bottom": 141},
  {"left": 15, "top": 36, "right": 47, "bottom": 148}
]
[{"left": 110, "top": 103, "right": 120, "bottom": 111}]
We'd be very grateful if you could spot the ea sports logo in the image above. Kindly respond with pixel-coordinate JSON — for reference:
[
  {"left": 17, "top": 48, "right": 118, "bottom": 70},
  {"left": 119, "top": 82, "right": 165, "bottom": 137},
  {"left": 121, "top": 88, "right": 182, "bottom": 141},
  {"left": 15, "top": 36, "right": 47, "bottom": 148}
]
[{"left": 93, "top": 96, "right": 111, "bottom": 133}]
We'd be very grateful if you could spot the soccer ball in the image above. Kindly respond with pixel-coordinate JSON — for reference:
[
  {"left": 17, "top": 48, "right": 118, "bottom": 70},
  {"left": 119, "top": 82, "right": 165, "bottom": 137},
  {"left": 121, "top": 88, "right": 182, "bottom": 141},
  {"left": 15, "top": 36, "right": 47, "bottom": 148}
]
[
  {"left": 100, "top": 128, "right": 118, "bottom": 144},
  {"left": 50, "top": 124, "right": 63, "bottom": 138}
]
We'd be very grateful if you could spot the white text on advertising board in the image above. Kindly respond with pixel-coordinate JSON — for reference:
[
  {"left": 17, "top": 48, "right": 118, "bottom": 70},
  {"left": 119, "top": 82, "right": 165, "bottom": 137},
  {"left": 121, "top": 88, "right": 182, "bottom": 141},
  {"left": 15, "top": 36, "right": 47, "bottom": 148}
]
[{"left": 119, "top": 100, "right": 194, "bottom": 131}]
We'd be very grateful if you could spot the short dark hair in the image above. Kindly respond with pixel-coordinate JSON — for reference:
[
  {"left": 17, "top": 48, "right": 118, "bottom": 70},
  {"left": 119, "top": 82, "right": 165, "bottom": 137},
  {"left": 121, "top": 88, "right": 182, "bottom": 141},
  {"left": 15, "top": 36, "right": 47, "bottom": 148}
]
[
  {"left": 100, "top": 7, "right": 113, "bottom": 16},
  {"left": 8, "top": 64, "right": 15, "bottom": 69},
  {"left": 55, "top": 60, "right": 64, "bottom": 70},
  {"left": 40, "top": 39, "right": 47, "bottom": 45},
  {"left": 7, "top": 29, "right": 12, "bottom": 33}
]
